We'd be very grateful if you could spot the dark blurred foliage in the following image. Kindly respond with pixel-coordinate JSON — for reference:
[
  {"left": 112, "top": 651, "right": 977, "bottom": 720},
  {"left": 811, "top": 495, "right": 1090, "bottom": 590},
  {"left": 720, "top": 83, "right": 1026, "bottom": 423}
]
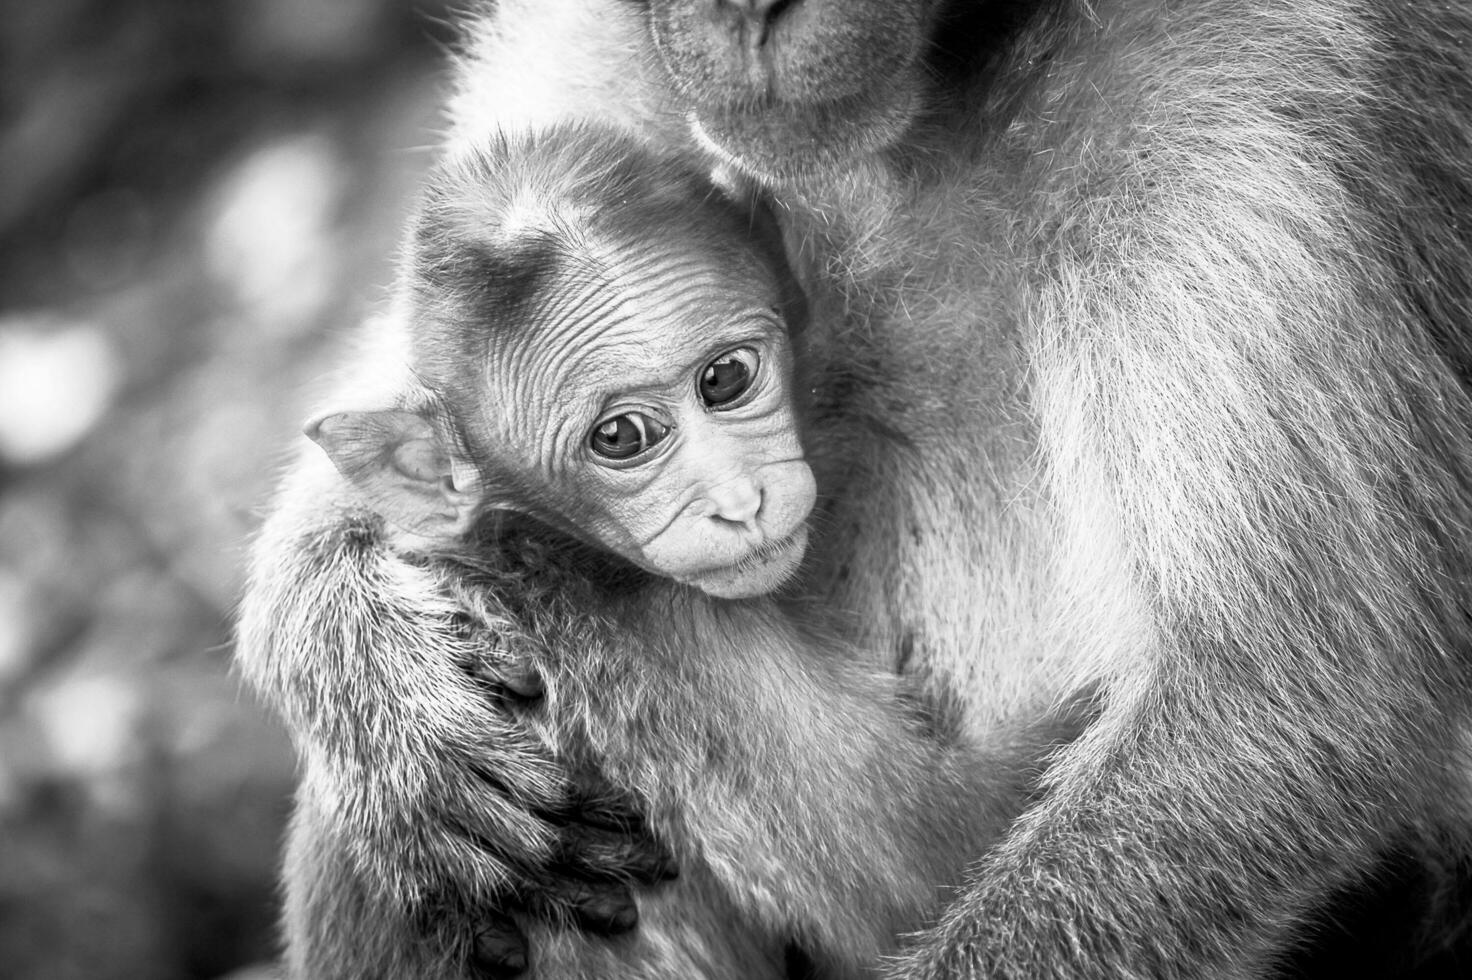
[{"left": 0, "top": 1, "right": 459, "bottom": 976}]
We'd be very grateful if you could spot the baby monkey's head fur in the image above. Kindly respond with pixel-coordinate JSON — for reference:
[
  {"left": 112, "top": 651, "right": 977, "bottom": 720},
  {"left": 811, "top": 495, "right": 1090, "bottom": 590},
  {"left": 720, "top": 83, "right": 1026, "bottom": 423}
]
[{"left": 310, "top": 126, "right": 817, "bottom": 599}]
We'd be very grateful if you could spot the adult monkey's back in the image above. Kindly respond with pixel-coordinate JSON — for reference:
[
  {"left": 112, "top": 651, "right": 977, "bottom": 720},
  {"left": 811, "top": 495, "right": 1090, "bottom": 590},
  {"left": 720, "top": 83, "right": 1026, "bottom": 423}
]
[{"left": 452, "top": 0, "right": 1472, "bottom": 975}]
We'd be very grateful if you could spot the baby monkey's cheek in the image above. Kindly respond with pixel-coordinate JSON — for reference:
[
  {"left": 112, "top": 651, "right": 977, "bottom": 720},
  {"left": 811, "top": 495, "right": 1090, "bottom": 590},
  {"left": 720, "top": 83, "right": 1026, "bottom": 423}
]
[{"left": 762, "top": 460, "right": 817, "bottom": 533}]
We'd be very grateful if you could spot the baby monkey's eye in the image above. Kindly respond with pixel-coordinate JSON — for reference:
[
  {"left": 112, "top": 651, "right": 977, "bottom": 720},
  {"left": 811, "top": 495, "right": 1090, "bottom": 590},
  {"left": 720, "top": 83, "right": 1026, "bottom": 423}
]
[
  {"left": 699, "top": 347, "right": 759, "bottom": 408},
  {"left": 590, "top": 412, "right": 669, "bottom": 461}
]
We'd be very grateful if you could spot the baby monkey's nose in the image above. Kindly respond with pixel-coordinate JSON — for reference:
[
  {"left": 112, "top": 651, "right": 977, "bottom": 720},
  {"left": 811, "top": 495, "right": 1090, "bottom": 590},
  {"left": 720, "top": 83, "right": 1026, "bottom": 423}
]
[{"left": 708, "top": 477, "right": 763, "bottom": 530}]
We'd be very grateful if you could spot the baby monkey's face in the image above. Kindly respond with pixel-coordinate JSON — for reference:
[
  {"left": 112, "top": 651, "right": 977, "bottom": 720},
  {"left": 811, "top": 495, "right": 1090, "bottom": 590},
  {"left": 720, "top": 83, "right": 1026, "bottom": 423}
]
[{"left": 483, "top": 235, "right": 815, "bottom": 598}]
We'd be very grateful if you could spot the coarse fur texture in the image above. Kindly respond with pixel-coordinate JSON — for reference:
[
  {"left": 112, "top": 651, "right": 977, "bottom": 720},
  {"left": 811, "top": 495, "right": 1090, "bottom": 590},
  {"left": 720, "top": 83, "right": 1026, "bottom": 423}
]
[
  {"left": 252, "top": 487, "right": 1049, "bottom": 979},
  {"left": 240, "top": 126, "right": 1062, "bottom": 978},
  {"left": 237, "top": 0, "right": 1472, "bottom": 977},
  {"left": 442, "top": 528, "right": 1050, "bottom": 978}
]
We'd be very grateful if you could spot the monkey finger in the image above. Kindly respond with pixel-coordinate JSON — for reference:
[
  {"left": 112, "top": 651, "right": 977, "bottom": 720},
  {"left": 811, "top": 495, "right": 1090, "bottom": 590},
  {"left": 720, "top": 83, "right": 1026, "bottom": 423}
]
[
  {"left": 492, "top": 660, "right": 546, "bottom": 702},
  {"left": 462, "top": 652, "right": 546, "bottom": 704},
  {"left": 557, "top": 822, "right": 679, "bottom": 883},
  {"left": 556, "top": 783, "right": 650, "bottom": 834},
  {"left": 539, "top": 878, "right": 640, "bottom": 934},
  {"left": 469, "top": 916, "right": 529, "bottom": 978}
]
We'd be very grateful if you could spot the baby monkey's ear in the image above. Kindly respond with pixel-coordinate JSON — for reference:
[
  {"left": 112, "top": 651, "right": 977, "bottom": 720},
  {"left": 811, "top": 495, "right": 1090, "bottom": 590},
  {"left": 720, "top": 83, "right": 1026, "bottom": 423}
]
[{"left": 306, "top": 408, "right": 484, "bottom": 551}]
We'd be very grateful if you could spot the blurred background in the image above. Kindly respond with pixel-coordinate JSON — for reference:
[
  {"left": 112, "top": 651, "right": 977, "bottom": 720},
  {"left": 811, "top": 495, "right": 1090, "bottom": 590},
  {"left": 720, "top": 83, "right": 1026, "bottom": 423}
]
[{"left": 0, "top": 1, "right": 458, "bottom": 976}]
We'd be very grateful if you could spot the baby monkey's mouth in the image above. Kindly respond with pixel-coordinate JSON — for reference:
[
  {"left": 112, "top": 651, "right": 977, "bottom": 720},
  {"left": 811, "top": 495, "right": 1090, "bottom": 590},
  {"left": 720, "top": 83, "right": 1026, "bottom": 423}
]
[
  {"left": 683, "top": 524, "right": 809, "bottom": 599},
  {"left": 735, "top": 528, "right": 805, "bottom": 571}
]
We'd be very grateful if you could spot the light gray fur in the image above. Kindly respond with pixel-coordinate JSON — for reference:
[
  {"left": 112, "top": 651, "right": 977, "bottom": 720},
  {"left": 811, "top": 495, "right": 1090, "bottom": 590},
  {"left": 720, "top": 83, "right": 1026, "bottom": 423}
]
[{"left": 240, "top": 0, "right": 1472, "bottom": 977}]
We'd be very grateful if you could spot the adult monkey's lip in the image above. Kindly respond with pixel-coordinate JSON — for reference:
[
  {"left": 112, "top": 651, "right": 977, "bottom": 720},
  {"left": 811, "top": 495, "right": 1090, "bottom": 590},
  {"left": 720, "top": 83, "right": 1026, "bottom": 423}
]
[{"left": 685, "top": 84, "right": 918, "bottom": 182}]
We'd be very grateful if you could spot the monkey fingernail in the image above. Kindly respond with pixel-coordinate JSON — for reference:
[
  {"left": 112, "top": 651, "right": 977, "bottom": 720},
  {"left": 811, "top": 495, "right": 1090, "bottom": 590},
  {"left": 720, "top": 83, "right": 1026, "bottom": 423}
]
[
  {"left": 471, "top": 921, "right": 529, "bottom": 977},
  {"left": 630, "top": 845, "right": 680, "bottom": 882},
  {"left": 605, "top": 903, "right": 639, "bottom": 934},
  {"left": 471, "top": 948, "right": 527, "bottom": 978},
  {"left": 574, "top": 890, "right": 639, "bottom": 934},
  {"left": 498, "top": 666, "right": 545, "bottom": 701}
]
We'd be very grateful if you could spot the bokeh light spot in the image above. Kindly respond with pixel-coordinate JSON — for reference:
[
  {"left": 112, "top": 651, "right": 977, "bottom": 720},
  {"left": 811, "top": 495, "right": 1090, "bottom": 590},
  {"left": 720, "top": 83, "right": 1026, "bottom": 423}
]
[
  {"left": 32, "top": 672, "right": 143, "bottom": 779},
  {"left": 0, "top": 319, "right": 120, "bottom": 466},
  {"left": 205, "top": 134, "right": 344, "bottom": 333}
]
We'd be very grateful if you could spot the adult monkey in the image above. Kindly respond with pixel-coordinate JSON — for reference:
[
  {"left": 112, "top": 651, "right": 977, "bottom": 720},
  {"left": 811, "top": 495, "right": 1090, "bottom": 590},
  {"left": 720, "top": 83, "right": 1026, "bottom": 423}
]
[
  {"left": 242, "top": 1, "right": 1472, "bottom": 979},
  {"left": 443, "top": 0, "right": 1472, "bottom": 975}
]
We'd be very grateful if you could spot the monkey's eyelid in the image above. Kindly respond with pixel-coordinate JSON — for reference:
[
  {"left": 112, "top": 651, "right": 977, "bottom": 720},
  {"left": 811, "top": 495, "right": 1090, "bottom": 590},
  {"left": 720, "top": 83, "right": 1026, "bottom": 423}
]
[
  {"left": 698, "top": 346, "right": 761, "bottom": 409},
  {"left": 587, "top": 410, "right": 673, "bottom": 464}
]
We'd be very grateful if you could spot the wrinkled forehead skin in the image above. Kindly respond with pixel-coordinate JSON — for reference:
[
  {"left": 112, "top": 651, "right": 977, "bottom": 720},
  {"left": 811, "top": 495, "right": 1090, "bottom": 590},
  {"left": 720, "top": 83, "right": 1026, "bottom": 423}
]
[
  {"left": 480, "top": 221, "right": 789, "bottom": 479},
  {"left": 411, "top": 166, "right": 776, "bottom": 377}
]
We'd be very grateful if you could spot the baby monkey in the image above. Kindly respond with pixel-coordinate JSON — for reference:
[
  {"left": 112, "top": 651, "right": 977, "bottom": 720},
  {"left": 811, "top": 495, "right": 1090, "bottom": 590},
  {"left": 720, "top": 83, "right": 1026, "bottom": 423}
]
[{"left": 303, "top": 127, "right": 1043, "bottom": 978}]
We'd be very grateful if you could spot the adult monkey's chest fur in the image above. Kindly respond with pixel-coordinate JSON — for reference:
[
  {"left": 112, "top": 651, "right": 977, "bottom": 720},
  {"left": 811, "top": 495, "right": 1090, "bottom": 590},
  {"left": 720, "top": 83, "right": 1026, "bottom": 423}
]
[{"left": 779, "top": 165, "right": 1078, "bottom": 737}]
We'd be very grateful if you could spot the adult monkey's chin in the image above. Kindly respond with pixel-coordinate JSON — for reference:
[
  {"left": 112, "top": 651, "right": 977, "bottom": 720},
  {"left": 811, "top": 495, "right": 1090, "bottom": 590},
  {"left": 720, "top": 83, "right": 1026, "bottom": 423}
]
[
  {"left": 641, "top": 0, "right": 932, "bottom": 183},
  {"left": 685, "top": 85, "right": 920, "bottom": 183},
  {"left": 683, "top": 526, "right": 810, "bottom": 600}
]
